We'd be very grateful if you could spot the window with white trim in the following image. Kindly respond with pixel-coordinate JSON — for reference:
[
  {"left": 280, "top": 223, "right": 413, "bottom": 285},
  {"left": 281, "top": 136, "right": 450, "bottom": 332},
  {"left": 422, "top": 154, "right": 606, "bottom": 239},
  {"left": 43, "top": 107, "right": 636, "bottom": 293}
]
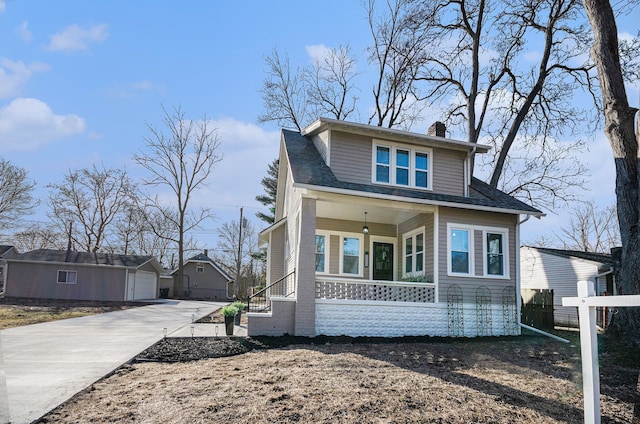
[
  {"left": 485, "top": 230, "right": 508, "bottom": 277},
  {"left": 196, "top": 263, "right": 204, "bottom": 273},
  {"left": 315, "top": 234, "right": 328, "bottom": 273},
  {"left": 447, "top": 224, "right": 510, "bottom": 278},
  {"left": 373, "top": 142, "right": 432, "bottom": 190},
  {"left": 375, "top": 146, "right": 390, "bottom": 183},
  {"left": 342, "top": 237, "right": 360, "bottom": 275},
  {"left": 57, "top": 270, "right": 77, "bottom": 284},
  {"left": 403, "top": 229, "right": 425, "bottom": 276},
  {"left": 449, "top": 227, "right": 471, "bottom": 275}
]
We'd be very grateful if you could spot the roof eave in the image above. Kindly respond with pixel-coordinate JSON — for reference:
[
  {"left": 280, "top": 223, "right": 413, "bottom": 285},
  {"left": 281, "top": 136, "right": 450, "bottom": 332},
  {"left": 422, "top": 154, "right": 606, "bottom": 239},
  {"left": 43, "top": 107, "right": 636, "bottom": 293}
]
[
  {"left": 300, "top": 117, "right": 491, "bottom": 153},
  {"left": 295, "top": 182, "right": 545, "bottom": 218}
]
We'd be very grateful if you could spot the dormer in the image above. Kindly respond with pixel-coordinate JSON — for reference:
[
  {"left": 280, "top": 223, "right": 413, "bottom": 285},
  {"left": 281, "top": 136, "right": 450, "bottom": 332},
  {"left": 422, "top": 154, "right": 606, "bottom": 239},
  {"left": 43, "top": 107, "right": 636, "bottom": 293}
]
[{"left": 300, "top": 118, "right": 490, "bottom": 197}]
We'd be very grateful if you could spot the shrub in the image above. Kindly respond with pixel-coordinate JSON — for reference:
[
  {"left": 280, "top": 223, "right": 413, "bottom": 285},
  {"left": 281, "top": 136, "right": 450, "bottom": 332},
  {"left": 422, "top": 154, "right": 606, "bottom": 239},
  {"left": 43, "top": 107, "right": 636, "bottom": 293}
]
[
  {"left": 221, "top": 305, "right": 238, "bottom": 317},
  {"left": 231, "top": 301, "right": 245, "bottom": 312}
]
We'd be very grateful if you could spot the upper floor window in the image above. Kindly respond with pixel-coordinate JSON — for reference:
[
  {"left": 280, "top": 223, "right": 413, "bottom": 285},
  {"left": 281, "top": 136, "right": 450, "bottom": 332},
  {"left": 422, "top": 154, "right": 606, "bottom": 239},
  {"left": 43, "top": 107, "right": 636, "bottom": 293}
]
[
  {"left": 373, "top": 142, "right": 431, "bottom": 190},
  {"left": 196, "top": 263, "right": 204, "bottom": 273}
]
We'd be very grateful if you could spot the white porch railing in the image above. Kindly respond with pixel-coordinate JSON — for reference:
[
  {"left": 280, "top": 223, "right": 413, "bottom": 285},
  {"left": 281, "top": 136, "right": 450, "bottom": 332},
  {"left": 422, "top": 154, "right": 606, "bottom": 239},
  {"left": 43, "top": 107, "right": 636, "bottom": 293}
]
[{"left": 316, "top": 277, "right": 436, "bottom": 303}]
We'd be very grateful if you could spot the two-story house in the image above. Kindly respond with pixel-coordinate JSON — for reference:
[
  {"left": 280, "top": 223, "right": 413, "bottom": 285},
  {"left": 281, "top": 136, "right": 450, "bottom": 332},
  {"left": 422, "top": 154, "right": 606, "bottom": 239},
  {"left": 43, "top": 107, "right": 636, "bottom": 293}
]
[{"left": 249, "top": 118, "right": 543, "bottom": 337}]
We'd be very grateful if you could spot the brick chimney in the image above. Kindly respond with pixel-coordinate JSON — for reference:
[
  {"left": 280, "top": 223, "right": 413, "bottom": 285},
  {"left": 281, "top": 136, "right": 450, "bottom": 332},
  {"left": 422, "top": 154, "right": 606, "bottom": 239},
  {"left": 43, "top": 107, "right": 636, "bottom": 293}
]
[{"left": 427, "top": 121, "right": 446, "bottom": 137}]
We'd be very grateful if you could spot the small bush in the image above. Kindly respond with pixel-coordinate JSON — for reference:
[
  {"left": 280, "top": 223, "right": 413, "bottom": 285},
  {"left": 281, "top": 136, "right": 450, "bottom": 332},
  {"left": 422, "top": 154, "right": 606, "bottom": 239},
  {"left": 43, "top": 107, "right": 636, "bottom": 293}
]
[
  {"left": 231, "top": 301, "right": 245, "bottom": 312},
  {"left": 221, "top": 305, "right": 238, "bottom": 317}
]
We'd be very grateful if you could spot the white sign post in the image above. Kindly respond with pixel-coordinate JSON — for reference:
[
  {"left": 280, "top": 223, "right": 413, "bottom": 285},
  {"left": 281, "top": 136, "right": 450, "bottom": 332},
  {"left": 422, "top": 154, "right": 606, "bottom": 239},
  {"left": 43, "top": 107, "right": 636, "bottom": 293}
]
[{"left": 562, "top": 280, "right": 640, "bottom": 424}]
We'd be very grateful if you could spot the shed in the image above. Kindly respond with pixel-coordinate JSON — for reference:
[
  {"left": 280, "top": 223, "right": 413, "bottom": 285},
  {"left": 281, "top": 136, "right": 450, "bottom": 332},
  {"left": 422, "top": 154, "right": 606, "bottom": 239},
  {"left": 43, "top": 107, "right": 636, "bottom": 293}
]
[
  {"left": 520, "top": 246, "right": 615, "bottom": 327},
  {"left": 3, "top": 249, "right": 163, "bottom": 302},
  {"left": 171, "top": 252, "right": 233, "bottom": 300}
]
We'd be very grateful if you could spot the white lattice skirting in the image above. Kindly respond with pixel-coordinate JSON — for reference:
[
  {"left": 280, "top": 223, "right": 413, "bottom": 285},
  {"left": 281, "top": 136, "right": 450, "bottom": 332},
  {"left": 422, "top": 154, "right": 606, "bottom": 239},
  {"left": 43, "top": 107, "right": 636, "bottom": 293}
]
[{"left": 315, "top": 300, "right": 520, "bottom": 338}]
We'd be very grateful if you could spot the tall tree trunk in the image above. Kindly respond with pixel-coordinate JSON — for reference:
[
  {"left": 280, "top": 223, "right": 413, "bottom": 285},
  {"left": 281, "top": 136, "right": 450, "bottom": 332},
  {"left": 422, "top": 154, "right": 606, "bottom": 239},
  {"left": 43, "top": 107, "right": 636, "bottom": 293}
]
[{"left": 583, "top": 0, "right": 640, "bottom": 345}]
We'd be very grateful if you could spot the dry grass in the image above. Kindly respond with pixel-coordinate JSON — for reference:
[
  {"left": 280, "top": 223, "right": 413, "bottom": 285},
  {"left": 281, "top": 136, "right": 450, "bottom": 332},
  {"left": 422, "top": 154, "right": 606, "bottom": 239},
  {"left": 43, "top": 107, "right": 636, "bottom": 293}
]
[
  {"left": 40, "top": 335, "right": 640, "bottom": 423},
  {"left": 0, "top": 298, "right": 142, "bottom": 329}
]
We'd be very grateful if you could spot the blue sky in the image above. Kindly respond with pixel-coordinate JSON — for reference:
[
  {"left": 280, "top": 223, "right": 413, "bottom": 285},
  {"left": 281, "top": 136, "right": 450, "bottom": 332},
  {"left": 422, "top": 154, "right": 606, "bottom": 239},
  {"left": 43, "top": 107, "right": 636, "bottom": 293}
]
[{"left": 0, "top": 1, "right": 637, "bottom": 252}]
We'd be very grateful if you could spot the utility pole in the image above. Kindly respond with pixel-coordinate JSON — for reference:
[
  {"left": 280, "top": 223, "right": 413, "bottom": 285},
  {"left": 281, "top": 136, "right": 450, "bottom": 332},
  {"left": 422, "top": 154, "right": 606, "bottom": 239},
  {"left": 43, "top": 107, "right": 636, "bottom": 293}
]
[{"left": 235, "top": 206, "right": 243, "bottom": 298}]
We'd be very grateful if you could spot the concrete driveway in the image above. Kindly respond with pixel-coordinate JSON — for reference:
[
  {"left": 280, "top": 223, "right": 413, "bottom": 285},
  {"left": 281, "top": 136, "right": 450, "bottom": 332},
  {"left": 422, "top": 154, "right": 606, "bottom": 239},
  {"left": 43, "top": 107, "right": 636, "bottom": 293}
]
[{"left": 0, "top": 300, "right": 225, "bottom": 424}]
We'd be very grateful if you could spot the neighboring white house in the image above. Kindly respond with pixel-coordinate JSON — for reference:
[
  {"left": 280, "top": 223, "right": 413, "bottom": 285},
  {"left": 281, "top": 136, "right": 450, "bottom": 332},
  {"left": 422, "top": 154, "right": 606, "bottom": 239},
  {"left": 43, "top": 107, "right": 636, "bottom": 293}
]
[
  {"left": 520, "top": 246, "right": 615, "bottom": 327},
  {"left": 248, "top": 118, "right": 543, "bottom": 338}
]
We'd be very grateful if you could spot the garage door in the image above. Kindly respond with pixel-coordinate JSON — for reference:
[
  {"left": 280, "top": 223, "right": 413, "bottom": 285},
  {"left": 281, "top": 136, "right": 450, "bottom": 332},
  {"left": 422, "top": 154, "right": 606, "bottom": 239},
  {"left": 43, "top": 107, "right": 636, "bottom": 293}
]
[{"left": 133, "top": 271, "right": 157, "bottom": 300}]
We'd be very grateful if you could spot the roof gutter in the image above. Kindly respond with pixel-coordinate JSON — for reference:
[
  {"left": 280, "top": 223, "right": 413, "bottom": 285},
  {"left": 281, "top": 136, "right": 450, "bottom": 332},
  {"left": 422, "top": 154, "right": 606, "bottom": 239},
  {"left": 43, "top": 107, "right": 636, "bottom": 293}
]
[{"left": 294, "top": 182, "right": 545, "bottom": 218}]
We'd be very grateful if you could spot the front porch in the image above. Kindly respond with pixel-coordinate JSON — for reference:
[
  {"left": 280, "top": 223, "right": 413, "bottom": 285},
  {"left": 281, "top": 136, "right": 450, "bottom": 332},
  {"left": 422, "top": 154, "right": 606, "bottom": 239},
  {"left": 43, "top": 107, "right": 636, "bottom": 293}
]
[{"left": 251, "top": 192, "right": 520, "bottom": 337}]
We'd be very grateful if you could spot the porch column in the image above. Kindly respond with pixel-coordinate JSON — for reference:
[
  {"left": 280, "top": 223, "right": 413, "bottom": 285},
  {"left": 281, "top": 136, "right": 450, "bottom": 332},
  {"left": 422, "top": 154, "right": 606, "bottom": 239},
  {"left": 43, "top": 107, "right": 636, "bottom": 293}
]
[{"left": 295, "top": 197, "right": 317, "bottom": 336}]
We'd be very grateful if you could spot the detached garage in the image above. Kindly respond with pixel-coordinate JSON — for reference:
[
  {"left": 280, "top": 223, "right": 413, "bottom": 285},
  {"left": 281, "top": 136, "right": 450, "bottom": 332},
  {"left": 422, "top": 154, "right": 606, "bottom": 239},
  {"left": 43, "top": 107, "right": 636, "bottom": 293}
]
[{"left": 3, "top": 249, "right": 163, "bottom": 302}]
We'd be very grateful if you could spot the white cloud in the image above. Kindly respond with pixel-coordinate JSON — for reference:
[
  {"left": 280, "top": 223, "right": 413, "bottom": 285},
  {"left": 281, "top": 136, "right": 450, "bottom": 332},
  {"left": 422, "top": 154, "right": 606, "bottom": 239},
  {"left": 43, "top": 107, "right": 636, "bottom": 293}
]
[
  {"left": 187, "top": 117, "right": 280, "bottom": 219},
  {"left": 306, "top": 44, "right": 331, "bottom": 62},
  {"left": 106, "top": 80, "right": 161, "bottom": 98},
  {"left": 0, "top": 0, "right": 5, "bottom": 12},
  {"left": 0, "top": 58, "right": 49, "bottom": 98},
  {"left": 47, "top": 23, "right": 109, "bottom": 52},
  {"left": 131, "top": 80, "right": 154, "bottom": 90},
  {"left": 0, "top": 98, "right": 86, "bottom": 151},
  {"left": 16, "top": 21, "right": 32, "bottom": 42}
]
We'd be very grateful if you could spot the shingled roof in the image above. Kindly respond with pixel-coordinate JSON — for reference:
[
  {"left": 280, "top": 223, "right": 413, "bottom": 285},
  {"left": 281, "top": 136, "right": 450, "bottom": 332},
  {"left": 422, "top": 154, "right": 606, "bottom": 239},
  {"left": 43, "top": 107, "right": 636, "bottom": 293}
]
[
  {"left": 282, "top": 129, "right": 543, "bottom": 216},
  {"left": 4, "top": 249, "right": 159, "bottom": 269},
  {"left": 525, "top": 246, "right": 613, "bottom": 264},
  {"left": 172, "top": 253, "right": 234, "bottom": 281}
]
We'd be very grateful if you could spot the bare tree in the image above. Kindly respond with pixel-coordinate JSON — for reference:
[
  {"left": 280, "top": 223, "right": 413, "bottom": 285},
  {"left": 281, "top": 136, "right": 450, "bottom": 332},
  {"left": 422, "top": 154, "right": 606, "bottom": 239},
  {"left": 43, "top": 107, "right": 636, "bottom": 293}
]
[
  {"left": 367, "top": 0, "right": 429, "bottom": 129},
  {"left": 403, "top": 0, "right": 595, "bottom": 208},
  {"left": 0, "top": 158, "right": 37, "bottom": 232},
  {"left": 559, "top": 201, "right": 619, "bottom": 252},
  {"left": 259, "top": 45, "right": 360, "bottom": 130},
  {"left": 214, "top": 218, "right": 258, "bottom": 299},
  {"left": 258, "top": 49, "right": 310, "bottom": 131},
  {"left": 304, "top": 44, "right": 359, "bottom": 122},
  {"left": 582, "top": 0, "right": 640, "bottom": 345},
  {"left": 47, "top": 164, "right": 136, "bottom": 252},
  {"left": 491, "top": 136, "right": 587, "bottom": 210},
  {"left": 12, "top": 223, "right": 66, "bottom": 251},
  {"left": 134, "top": 105, "right": 222, "bottom": 297}
]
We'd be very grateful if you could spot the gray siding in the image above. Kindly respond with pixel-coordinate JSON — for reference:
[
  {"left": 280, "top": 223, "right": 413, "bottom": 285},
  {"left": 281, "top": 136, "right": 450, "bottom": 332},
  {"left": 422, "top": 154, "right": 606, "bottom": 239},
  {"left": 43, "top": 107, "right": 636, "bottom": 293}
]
[
  {"left": 182, "top": 262, "right": 231, "bottom": 300},
  {"left": 438, "top": 207, "right": 518, "bottom": 304},
  {"left": 432, "top": 148, "right": 465, "bottom": 196},
  {"left": 329, "top": 131, "right": 372, "bottom": 185},
  {"left": 329, "top": 235, "right": 340, "bottom": 275},
  {"left": 5, "top": 262, "right": 127, "bottom": 302},
  {"left": 328, "top": 131, "right": 466, "bottom": 196}
]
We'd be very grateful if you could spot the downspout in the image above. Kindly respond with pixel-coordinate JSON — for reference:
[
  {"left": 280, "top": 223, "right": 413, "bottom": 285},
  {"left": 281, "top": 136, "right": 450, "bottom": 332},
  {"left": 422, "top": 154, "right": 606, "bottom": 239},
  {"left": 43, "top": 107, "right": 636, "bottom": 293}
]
[
  {"left": 463, "top": 146, "right": 477, "bottom": 197},
  {"left": 518, "top": 215, "right": 531, "bottom": 225}
]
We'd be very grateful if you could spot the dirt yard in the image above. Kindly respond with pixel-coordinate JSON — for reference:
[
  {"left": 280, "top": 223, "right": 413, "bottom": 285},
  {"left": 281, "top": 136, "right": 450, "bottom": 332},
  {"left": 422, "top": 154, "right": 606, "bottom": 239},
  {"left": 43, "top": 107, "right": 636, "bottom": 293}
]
[
  {"left": 0, "top": 297, "right": 144, "bottom": 329},
  {"left": 39, "top": 333, "right": 640, "bottom": 423}
]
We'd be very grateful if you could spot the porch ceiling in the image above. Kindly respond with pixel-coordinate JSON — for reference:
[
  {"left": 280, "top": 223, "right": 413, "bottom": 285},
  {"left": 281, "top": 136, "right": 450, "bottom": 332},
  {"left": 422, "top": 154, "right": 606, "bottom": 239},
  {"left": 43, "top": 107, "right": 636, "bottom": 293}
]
[{"left": 316, "top": 200, "right": 422, "bottom": 225}]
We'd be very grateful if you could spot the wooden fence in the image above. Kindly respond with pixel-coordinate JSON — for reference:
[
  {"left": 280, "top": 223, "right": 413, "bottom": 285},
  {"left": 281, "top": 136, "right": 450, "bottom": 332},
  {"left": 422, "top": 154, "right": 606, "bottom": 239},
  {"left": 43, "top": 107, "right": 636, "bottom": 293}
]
[{"left": 521, "top": 288, "right": 554, "bottom": 330}]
